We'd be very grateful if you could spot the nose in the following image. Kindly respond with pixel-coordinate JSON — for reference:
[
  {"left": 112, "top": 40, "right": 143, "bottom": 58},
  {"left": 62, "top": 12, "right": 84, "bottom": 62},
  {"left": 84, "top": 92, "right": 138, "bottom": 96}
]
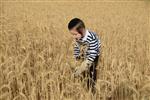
[{"left": 73, "top": 35, "right": 77, "bottom": 39}]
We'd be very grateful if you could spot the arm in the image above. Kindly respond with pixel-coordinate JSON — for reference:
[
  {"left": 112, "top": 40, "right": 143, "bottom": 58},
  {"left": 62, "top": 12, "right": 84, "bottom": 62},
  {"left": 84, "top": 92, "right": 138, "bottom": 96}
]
[
  {"left": 87, "top": 38, "right": 99, "bottom": 62},
  {"left": 74, "top": 41, "right": 80, "bottom": 60}
]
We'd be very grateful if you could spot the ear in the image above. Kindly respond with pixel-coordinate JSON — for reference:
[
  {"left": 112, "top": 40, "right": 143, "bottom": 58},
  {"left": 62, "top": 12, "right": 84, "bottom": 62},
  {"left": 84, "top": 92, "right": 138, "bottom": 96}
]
[{"left": 77, "top": 27, "right": 83, "bottom": 34}]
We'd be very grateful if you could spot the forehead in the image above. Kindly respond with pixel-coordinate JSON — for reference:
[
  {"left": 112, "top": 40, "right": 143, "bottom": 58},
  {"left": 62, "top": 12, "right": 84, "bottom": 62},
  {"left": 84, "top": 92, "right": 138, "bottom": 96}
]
[
  {"left": 70, "top": 27, "right": 77, "bottom": 31},
  {"left": 70, "top": 29, "right": 78, "bottom": 35}
]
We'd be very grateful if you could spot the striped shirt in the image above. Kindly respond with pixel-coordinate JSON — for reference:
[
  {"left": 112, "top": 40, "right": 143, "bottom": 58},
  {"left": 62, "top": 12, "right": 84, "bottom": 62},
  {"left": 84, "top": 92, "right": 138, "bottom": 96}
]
[{"left": 74, "top": 30, "right": 101, "bottom": 62}]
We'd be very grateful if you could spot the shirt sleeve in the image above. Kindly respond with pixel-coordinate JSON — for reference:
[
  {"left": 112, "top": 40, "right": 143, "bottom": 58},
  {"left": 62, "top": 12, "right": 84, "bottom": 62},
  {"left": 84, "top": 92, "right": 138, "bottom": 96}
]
[
  {"left": 87, "top": 38, "right": 99, "bottom": 62},
  {"left": 74, "top": 41, "right": 80, "bottom": 59}
]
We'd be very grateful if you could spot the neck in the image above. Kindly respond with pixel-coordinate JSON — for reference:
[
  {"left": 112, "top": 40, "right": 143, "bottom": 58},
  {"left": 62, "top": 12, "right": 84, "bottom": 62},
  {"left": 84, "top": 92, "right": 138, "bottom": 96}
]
[{"left": 82, "top": 29, "right": 86, "bottom": 37}]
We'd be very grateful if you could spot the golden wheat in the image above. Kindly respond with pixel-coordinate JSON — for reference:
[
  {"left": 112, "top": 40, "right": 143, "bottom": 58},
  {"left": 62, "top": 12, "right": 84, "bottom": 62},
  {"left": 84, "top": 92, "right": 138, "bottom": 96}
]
[{"left": 0, "top": 1, "right": 150, "bottom": 100}]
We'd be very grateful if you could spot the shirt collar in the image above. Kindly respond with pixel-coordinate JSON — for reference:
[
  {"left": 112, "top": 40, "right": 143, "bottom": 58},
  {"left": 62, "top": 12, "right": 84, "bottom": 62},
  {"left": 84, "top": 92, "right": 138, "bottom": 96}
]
[{"left": 82, "top": 29, "right": 90, "bottom": 41}]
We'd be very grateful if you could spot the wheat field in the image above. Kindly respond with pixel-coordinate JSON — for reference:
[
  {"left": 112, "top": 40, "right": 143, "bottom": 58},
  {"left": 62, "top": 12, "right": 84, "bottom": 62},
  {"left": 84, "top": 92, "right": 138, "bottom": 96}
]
[{"left": 0, "top": 0, "right": 150, "bottom": 100}]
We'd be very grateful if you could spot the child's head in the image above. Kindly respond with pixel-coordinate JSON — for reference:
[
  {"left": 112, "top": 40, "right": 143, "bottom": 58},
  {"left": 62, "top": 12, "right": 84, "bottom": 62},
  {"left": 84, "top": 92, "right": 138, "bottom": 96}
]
[{"left": 68, "top": 18, "right": 85, "bottom": 40}]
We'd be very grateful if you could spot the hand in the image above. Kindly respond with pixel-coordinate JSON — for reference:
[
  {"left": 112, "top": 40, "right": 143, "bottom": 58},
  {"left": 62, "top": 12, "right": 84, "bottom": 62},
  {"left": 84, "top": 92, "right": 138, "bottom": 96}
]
[
  {"left": 73, "top": 60, "right": 93, "bottom": 77},
  {"left": 73, "top": 67, "right": 82, "bottom": 77}
]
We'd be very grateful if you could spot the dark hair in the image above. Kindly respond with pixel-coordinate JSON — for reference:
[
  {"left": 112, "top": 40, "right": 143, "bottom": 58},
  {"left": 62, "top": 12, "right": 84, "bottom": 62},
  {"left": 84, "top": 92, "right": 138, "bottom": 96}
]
[{"left": 68, "top": 18, "right": 85, "bottom": 30}]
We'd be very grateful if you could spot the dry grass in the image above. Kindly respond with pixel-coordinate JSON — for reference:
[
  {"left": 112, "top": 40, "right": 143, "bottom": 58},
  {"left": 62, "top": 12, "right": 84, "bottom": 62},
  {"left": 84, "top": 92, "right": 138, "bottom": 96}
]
[{"left": 0, "top": 1, "right": 150, "bottom": 100}]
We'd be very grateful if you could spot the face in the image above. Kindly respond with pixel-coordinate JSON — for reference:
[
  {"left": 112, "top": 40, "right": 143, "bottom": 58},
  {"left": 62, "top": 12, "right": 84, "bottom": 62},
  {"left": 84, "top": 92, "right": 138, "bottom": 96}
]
[{"left": 70, "top": 29, "right": 82, "bottom": 40}]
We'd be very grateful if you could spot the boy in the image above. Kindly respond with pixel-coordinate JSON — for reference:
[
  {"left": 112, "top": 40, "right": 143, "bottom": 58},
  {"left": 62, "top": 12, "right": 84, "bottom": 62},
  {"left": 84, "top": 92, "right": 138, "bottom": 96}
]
[{"left": 68, "top": 18, "right": 101, "bottom": 93}]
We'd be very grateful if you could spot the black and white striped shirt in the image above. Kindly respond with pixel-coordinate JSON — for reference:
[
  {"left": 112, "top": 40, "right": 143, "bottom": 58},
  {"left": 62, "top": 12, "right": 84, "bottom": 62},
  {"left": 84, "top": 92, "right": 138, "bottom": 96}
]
[{"left": 74, "top": 30, "right": 101, "bottom": 62}]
